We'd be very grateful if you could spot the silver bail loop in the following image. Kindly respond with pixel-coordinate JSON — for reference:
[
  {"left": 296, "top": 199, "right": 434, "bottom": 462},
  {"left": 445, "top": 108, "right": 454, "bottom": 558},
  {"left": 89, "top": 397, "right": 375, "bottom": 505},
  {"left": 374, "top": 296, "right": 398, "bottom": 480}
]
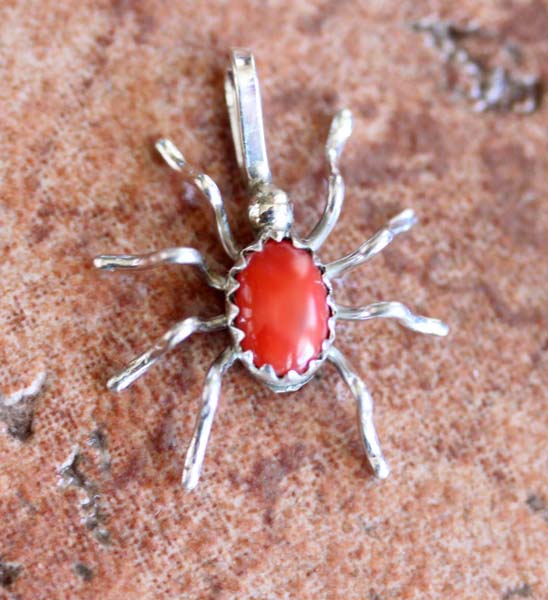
[
  {"left": 225, "top": 49, "right": 293, "bottom": 234},
  {"left": 225, "top": 49, "right": 272, "bottom": 191}
]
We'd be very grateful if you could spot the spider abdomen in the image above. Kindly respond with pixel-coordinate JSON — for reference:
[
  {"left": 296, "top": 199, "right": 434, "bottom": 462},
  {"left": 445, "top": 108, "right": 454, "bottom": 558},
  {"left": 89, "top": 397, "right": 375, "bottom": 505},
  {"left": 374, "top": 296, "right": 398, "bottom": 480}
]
[{"left": 233, "top": 239, "right": 330, "bottom": 376}]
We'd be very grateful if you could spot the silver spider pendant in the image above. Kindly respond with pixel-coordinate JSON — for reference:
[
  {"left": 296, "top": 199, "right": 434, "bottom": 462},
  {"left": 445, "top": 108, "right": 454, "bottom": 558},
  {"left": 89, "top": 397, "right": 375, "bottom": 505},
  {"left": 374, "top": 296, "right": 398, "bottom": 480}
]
[{"left": 94, "top": 50, "right": 449, "bottom": 491}]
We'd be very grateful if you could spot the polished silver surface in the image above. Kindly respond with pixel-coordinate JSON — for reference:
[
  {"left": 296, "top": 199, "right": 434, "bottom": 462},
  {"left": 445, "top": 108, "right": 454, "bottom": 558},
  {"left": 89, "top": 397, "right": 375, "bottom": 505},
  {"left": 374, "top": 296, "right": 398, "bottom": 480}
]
[
  {"left": 337, "top": 301, "right": 449, "bottom": 336},
  {"left": 107, "top": 316, "right": 227, "bottom": 392},
  {"left": 325, "top": 208, "right": 417, "bottom": 278},
  {"left": 225, "top": 49, "right": 272, "bottom": 188},
  {"left": 182, "top": 347, "right": 237, "bottom": 491},
  {"left": 155, "top": 138, "right": 239, "bottom": 260},
  {"left": 95, "top": 48, "right": 449, "bottom": 490},
  {"left": 305, "top": 174, "right": 344, "bottom": 251},
  {"left": 94, "top": 247, "right": 226, "bottom": 291},
  {"left": 328, "top": 346, "right": 389, "bottom": 479},
  {"left": 325, "top": 108, "right": 354, "bottom": 174},
  {"left": 226, "top": 48, "right": 293, "bottom": 235},
  {"left": 305, "top": 109, "right": 353, "bottom": 251},
  {"left": 247, "top": 183, "right": 293, "bottom": 233}
]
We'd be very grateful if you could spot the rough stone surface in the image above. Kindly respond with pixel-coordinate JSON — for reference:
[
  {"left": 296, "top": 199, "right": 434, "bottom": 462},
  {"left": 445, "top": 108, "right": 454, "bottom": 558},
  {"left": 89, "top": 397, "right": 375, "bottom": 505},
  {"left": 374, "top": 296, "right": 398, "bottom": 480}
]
[{"left": 0, "top": 1, "right": 547, "bottom": 599}]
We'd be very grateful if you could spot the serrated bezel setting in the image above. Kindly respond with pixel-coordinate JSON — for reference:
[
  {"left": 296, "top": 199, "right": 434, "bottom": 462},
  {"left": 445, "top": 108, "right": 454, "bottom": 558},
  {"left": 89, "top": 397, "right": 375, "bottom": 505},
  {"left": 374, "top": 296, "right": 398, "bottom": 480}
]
[{"left": 226, "top": 229, "right": 337, "bottom": 393}]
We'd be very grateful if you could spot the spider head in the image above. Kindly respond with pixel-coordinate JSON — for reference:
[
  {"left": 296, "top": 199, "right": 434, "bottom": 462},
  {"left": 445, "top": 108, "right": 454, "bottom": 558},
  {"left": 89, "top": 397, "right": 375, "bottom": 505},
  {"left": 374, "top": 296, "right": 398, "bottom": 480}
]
[{"left": 248, "top": 183, "right": 293, "bottom": 234}]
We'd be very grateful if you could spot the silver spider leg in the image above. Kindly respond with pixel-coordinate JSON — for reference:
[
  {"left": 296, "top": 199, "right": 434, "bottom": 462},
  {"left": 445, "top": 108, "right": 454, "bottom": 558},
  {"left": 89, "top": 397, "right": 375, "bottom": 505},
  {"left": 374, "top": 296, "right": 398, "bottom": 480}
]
[
  {"left": 182, "top": 346, "right": 237, "bottom": 491},
  {"left": 337, "top": 301, "right": 449, "bottom": 337},
  {"left": 107, "top": 316, "right": 228, "bottom": 392},
  {"left": 328, "top": 346, "right": 390, "bottom": 479},
  {"left": 94, "top": 247, "right": 226, "bottom": 290},
  {"left": 304, "top": 109, "right": 353, "bottom": 251},
  {"left": 325, "top": 208, "right": 418, "bottom": 278},
  {"left": 155, "top": 138, "right": 239, "bottom": 260}
]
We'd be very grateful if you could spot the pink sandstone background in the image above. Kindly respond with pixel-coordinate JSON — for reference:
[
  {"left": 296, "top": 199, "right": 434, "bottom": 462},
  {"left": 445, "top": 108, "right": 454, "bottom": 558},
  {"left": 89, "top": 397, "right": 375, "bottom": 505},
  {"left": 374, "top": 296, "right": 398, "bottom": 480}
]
[{"left": 0, "top": 1, "right": 547, "bottom": 598}]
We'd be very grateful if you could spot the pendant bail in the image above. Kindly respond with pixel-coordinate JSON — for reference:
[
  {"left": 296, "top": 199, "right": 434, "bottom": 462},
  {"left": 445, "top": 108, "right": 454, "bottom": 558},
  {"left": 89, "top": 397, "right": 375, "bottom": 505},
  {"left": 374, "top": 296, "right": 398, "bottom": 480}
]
[{"left": 225, "top": 49, "right": 272, "bottom": 191}]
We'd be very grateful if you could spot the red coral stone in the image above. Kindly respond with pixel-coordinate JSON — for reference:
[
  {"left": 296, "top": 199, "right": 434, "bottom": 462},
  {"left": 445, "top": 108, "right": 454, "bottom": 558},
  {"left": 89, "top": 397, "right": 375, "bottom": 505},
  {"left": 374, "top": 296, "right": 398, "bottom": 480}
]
[{"left": 234, "top": 239, "right": 330, "bottom": 376}]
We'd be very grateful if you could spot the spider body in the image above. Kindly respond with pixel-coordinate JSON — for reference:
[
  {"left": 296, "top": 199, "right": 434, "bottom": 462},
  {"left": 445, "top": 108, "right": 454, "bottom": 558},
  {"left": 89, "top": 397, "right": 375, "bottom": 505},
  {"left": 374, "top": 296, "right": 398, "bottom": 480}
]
[
  {"left": 227, "top": 233, "right": 336, "bottom": 393},
  {"left": 231, "top": 238, "right": 331, "bottom": 378},
  {"left": 94, "top": 50, "right": 448, "bottom": 491}
]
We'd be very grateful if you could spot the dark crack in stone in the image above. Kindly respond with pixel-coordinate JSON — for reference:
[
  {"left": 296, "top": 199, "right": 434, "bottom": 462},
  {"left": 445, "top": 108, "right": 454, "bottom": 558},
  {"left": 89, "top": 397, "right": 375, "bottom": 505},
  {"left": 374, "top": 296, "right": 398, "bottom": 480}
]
[
  {"left": 0, "top": 372, "right": 46, "bottom": 441},
  {"left": 0, "top": 558, "right": 22, "bottom": 588},
  {"left": 410, "top": 17, "right": 542, "bottom": 113},
  {"left": 526, "top": 493, "right": 548, "bottom": 522},
  {"left": 73, "top": 562, "right": 94, "bottom": 582},
  {"left": 58, "top": 446, "right": 111, "bottom": 545},
  {"left": 88, "top": 427, "right": 112, "bottom": 472},
  {"left": 502, "top": 583, "right": 533, "bottom": 599}
]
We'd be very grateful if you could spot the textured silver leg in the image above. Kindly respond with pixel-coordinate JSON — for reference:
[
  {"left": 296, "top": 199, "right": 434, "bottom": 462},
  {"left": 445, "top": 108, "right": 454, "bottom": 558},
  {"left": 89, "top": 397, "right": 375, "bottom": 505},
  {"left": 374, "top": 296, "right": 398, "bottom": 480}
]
[
  {"left": 182, "top": 347, "right": 237, "bottom": 491},
  {"left": 107, "top": 316, "right": 227, "bottom": 392},
  {"left": 337, "top": 301, "right": 449, "bottom": 337},
  {"left": 94, "top": 247, "right": 226, "bottom": 290},
  {"left": 328, "top": 346, "right": 389, "bottom": 479},
  {"left": 305, "top": 109, "right": 353, "bottom": 251},
  {"left": 325, "top": 208, "right": 417, "bottom": 278},
  {"left": 155, "top": 138, "right": 239, "bottom": 260}
]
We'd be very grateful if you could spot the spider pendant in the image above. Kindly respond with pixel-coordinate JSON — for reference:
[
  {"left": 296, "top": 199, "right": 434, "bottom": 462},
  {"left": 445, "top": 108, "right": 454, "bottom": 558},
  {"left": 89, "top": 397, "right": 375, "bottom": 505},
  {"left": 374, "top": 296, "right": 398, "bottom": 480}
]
[{"left": 94, "top": 50, "right": 448, "bottom": 491}]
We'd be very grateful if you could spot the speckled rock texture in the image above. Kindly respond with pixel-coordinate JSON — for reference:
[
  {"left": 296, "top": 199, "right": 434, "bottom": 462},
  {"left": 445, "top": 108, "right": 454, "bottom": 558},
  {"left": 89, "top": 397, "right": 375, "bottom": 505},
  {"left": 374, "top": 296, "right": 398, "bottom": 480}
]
[{"left": 0, "top": 1, "right": 547, "bottom": 599}]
